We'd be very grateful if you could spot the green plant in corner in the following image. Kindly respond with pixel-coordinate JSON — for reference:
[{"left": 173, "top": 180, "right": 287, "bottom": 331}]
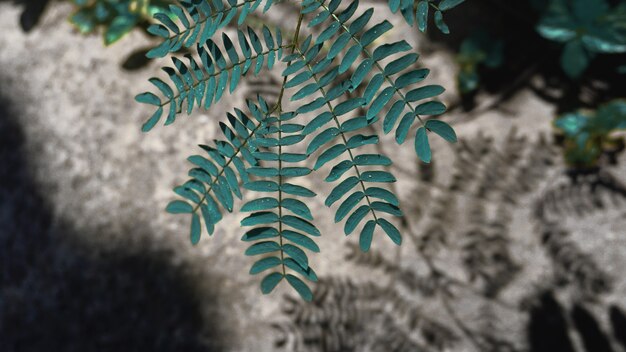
[
  {"left": 69, "top": 0, "right": 173, "bottom": 44},
  {"left": 554, "top": 99, "right": 626, "bottom": 169},
  {"left": 537, "top": 0, "right": 626, "bottom": 78},
  {"left": 135, "top": 0, "right": 459, "bottom": 301}
]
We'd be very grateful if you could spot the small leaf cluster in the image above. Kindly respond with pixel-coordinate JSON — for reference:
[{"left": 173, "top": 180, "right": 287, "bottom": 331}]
[
  {"left": 388, "top": 0, "right": 466, "bottom": 34},
  {"left": 136, "top": 0, "right": 457, "bottom": 300},
  {"left": 537, "top": 0, "right": 626, "bottom": 78},
  {"left": 554, "top": 99, "right": 626, "bottom": 168},
  {"left": 455, "top": 30, "right": 503, "bottom": 94},
  {"left": 69, "top": 0, "right": 172, "bottom": 45}
]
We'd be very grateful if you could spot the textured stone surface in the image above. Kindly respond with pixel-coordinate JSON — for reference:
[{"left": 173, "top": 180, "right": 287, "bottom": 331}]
[{"left": 1, "top": 2, "right": 625, "bottom": 352}]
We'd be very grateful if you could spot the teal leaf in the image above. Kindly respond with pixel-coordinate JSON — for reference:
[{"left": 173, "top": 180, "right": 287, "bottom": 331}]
[
  {"left": 384, "top": 53, "right": 418, "bottom": 76},
  {"left": 371, "top": 201, "right": 403, "bottom": 216},
  {"left": 190, "top": 213, "right": 201, "bottom": 245},
  {"left": 373, "top": 40, "right": 411, "bottom": 61},
  {"left": 260, "top": 272, "right": 283, "bottom": 294},
  {"left": 307, "top": 128, "right": 340, "bottom": 155},
  {"left": 383, "top": 101, "right": 405, "bottom": 134},
  {"left": 282, "top": 230, "right": 320, "bottom": 252},
  {"left": 284, "top": 258, "right": 318, "bottom": 281},
  {"left": 246, "top": 181, "right": 280, "bottom": 192},
  {"left": 365, "top": 187, "right": 399, "bottom": 206},
  {"left": 142, "top": 107, "right": 163, "bottom": 132},
  {"left": 361, "top": 21, "right": 393, "bottom": 47},
  {"left": 417, "top": 1, "right": 429, "bottom": 32},
  {"left": 415, "top": 127, "right": 432, "bottom": 163},
  {"left": 434, "top": 11, "right": 449, "bottom": 34},
  {"left": 250, "top": 257, "right": 282, "bottom": 274},
  {"left": 439, "top": 0, "right": 466, "bottom": 11},
  {"left": 335, "top": 191, "right": 365, "bottom": 222},
  {"left": 326, "top": 160, "right": 354, "bottom": 182},
  {"left": 314, "top": 144, "right": 347, "bottom": 170},
  {"left": 415, "top": 101, "right": 446, "bottom": 115},
  {"left": 425, "top": 120, "right": 457, "bottom": 142},
  {"left": 281, "top": 199, "right": 313, "bottom": 220},
  {"left": 354, "top": 154, "right": 392, "bottom": 166},
  {"left": 303, "top": 112, "right": 333, "bottom": 135},
  {"left": 281, "top": 183, "right": 316, "bottom": 197},
  {"left": 241, "top": 212, "right": 279, "bottom": 226},
  {"left": 241, "top": 227, "right": 279, "bottom": 241},
  {"left": 241, "top": 197, "right": 279, "bottom": 212},
  {"left": 282, "top": 215, "right": 321, "bottom": 237},
  {"left": 377, "top": 218, "right": 402, "bottom": 245},
  {"left": 344, "top": 205, "right": 370, "bottom": 235},
  {"left": 326, "top": 176, "right": 360, "bottom": 206},
  {"left": 406, "top": 85, "right": 445, "bottom": 102},
  {"left": 166, "top": 200, "right": 193, "bottom": 214},
  {"left": 334, "top": 98, "right": 366, "bottom": 116},
  {"left": 245, "top": 241, "right": 281, "bottom": 256},
  {"left": 395, "top": 112, "right": 415, "bottom": 144},
  {"left": 285, "top": 274, "right": 313, "bottom": 301},
  {"left": 360, "top": 171, "right": 396, "bottom": 183},
  {"left": 346, "top": 134, "right": 378, "bottom": 149},
  {"left": 283, "top": 244, "right": 308, "bottom": 269},
  {"left": 359, "top": 220, "right": 376, "bottom": 252},
  {"left": 561, "top": 40, "right": 591, "bottom": 78},
  {"left": 135, "top": 92, "right": 161, "bottom": 106},
  {"left": 396, "top": 68, "right": 430, "bottom": 89}
]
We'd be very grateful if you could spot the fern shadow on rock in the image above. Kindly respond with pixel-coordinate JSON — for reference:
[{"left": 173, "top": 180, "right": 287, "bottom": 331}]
[{"left": 0, "top": 95, "right": 219, "bottom": 351}]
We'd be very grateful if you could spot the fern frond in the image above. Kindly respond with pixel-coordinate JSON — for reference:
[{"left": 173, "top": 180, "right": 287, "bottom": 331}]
[
  {"left": 301, "top": 0, "right": 457, "bottom": 163},
  {"left": 135, "top": 26, "right": 284, "bottom": 131},
  {"left": 241, "top": 107, "right": 320, "bottom": 301},
  {"left": 146, "top": 0, "right": 277, "bottom": 58},
  {"left": 165, "top": 98, "right": 274, "bottom": 244},
  {"left": 286, "top": 38, "right": 404, "bottom": 251}
]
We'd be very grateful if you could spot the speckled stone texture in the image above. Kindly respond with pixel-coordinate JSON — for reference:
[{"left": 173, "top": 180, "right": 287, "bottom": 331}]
[{"left": 1, "top": 2, "right": 625, "bottom": 352}]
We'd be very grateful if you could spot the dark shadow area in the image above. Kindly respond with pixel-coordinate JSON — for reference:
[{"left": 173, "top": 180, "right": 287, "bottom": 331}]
[
  {"left": 527, "top": 291, "right": 625, "bottom": 352},
  {"left": 6, "top": 0, "right": 51, "bottom": 31},
  {"left": 0, "top": 94, "right": 218, "bottom": 351},
  {"left": 527, "top": 292, "right": 576, "bottom": 352},
  {"left": 610, "top": 305, "right": 626, "bottom": 349},
  {"left": 426, "top": 0, "right": 626, "bottom": 113},
  {"left": 571, "top": 304, "right": 614, "bottom": 352}
]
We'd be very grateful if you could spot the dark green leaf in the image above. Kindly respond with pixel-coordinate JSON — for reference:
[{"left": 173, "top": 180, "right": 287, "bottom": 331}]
[
  {"left": 281, "top": 199, "right": 313, "bottom": 220},
  {"left": 282, "top": 215, "right": 321, "bottom": 236},
  {"left": 360, "top": 171, "right": 396, "bottom": 183},
  {"left": 241, "top": 227, "right": 279, "bottom": 241},
  {"left": 335, "top": 191, "right": 364, "bottom": 222},
  {"left": 250, "top": 256, "right": 282, "bottom": 274},
  {"left": 283, "top": 244, "right": 308, "bottom": 269},
  {"left": 415, "top": 127, "right": 431, "bottom": 163},
  {"left": 359, "top": 220, "right": 376, "bottom": 252},
  {"left": 241, "top": 211, "right": 279, "bottom": 226},
  {"left": 425, "top": 120, "right": 457, "bottom": 142},
  {"left": 245, "top": 241, "right": 281, "bottom": 256},
  {"left": 377, "top": 218, "right": 402, "bottom": 245},
  {"left": 190, "top": 213, "right": 201, "bottom": 244},
  {"left": 365, "top": 187, "right": 399, "bottom": 206},
  {"left": 241, "top": 197, "right": 279, "bottom": 212},
  {"left": 326, "top": 176, "right": 360, "bottom": 206},
  {"left": 260, "top": 272, "right": 283, "bottom": 294},
  {"left": 285, "top": 274, "right": 313, "bottom": 301},
  {"left": 314, "top": 144, "right": 347, "bottom": 170},
  {"left": 166, "top": 200, "right": 193, "bottom": 214},
  {"left": 282, "top": 230, "right": 320, "bottom": 252},
  {"left": 344, "top": 205, "right": 370, "bottom": 235},
  {"left": 415, "top": 101, "right": 446, "bottom": 115}
]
